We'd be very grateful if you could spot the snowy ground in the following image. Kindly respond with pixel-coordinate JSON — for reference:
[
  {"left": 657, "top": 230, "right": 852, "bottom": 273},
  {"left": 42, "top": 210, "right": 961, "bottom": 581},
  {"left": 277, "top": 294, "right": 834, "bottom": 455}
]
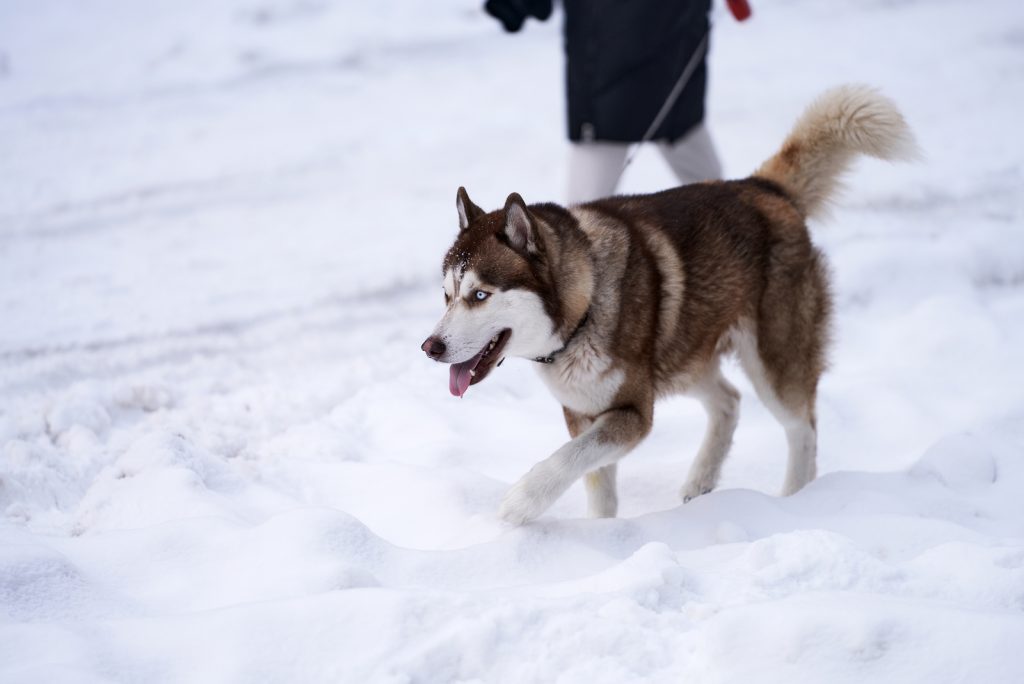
[{"left": 2, "top": 0, "right": 1024, "bottom": 681}]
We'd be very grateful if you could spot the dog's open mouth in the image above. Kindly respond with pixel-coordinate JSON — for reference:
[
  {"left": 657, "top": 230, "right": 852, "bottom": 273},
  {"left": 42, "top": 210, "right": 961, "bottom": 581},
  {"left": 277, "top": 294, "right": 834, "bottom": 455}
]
[{"left": 449, "top": 329, "right": 511, "bottom": 397}]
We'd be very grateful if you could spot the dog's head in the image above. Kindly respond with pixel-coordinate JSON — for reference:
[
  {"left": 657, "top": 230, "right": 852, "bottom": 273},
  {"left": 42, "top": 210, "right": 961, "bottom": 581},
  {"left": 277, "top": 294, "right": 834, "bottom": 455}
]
[{"left": 421, "top": 187, "right": 569, "bottom": 397}]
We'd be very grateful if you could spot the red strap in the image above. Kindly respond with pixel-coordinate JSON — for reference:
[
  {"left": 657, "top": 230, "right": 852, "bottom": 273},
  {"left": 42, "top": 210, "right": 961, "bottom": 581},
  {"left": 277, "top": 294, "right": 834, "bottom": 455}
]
[{"left": 727, "top": 0, "right": 752, "bottom": 22}]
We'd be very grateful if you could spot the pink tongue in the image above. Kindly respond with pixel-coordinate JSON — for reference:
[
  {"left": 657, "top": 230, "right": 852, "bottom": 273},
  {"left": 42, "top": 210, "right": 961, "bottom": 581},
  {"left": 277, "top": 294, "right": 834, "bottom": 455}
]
[{"left": 449, "top": 352, "right": 484, "bottom": 397}]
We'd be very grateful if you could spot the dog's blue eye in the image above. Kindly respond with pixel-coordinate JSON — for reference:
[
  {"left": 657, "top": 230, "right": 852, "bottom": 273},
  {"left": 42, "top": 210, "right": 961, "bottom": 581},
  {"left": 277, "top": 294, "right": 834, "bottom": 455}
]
[{"left": 475, "top": 290, "right": 489, "bottom": 301}]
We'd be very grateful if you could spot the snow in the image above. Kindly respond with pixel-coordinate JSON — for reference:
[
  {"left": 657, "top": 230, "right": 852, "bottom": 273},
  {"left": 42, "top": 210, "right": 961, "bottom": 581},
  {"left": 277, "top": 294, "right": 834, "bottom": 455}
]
[{"left": 2, "top": 0, "right": 1024, "bottom": 681}]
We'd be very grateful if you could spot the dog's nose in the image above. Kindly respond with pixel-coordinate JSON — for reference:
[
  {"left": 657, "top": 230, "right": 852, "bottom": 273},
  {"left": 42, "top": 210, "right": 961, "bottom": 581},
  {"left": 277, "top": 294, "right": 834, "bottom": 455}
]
[{"left": 421, "top": 336, "right": 446, "bottom": 360}]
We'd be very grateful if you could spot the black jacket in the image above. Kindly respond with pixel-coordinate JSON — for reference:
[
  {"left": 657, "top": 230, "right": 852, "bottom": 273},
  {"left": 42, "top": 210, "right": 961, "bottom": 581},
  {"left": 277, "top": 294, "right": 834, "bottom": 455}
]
[{"left": 563, "top": 0, "right": 712, "bottom": 143}]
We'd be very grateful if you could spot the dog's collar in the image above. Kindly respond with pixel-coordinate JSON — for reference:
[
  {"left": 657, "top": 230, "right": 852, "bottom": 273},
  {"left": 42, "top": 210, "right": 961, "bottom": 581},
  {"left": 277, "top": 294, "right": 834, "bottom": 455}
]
[{"left": 533, "top": 311, "right": 590, "bottom": 364}]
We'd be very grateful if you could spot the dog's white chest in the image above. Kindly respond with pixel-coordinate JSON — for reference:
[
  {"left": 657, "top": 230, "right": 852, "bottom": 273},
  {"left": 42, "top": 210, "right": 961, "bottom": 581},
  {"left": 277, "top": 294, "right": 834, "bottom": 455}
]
[{"left": 536, "top": 343, "right": 624, "bottom": 416}]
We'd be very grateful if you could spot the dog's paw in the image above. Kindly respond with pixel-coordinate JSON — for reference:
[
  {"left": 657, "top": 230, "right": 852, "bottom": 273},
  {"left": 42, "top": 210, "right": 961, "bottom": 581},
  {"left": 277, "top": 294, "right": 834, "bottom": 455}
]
[
  {"left": 680, "top": 479, "right": 714, "bottom": 504},
  {"left": 498, "top": 467, "right": 564, "bottom": 525},
  {"left": 498, "top": 481, "right": 547, "bottom": 525}
]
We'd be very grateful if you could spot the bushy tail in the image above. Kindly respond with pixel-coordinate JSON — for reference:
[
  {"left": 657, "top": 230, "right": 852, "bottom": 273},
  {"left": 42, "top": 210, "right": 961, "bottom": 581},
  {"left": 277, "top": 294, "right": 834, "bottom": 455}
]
[{"left": 755, "top": 85, "right": 919, "bottom": 220}]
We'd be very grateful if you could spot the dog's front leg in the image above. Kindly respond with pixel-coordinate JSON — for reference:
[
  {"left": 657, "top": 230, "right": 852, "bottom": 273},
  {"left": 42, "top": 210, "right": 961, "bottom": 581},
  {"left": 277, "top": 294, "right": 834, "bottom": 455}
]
[
  {"left": 563, "top": 407, "right": 617, "bottom": 518},
  {"left": 498, "top": 405, "right": 652, "bottom": 525}
]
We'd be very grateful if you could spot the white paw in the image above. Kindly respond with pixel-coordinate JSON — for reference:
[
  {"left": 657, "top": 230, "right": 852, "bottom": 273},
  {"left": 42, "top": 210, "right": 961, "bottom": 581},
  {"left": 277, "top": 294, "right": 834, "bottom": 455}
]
[
  {"left": 498, "top": 480, "right": 549, "bottom": 525},
  {"left": 586, "top": 495, "right": 617, "bottom": 519},
  {"left": 498, "top": 464, "right": 565, "bottom": 525},
  {"left": 680, "top": 477, "right": 715, "bottom": 503}
]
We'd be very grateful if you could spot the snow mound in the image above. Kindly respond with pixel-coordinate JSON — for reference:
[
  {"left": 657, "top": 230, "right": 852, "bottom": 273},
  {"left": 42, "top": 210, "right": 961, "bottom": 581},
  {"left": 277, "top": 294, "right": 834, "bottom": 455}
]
[{"left": 909, "top": 433, "right": 998, "bottom": 491}]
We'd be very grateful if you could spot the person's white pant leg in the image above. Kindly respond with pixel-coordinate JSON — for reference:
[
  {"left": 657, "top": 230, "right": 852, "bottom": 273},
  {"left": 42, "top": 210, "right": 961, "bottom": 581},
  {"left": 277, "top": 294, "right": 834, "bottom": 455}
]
[
  {"left": 566, "top": 142, "right": 630, "bottom": 204},
  {"left": 656, "top": 123, "right": 723, "bottom": 185}
]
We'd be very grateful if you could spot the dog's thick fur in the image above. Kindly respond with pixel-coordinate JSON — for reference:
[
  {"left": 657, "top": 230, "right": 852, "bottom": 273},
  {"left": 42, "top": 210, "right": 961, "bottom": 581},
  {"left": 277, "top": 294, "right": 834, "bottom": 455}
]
[{"left": 423, "top": 85, "right": 917, "bottom": 524}]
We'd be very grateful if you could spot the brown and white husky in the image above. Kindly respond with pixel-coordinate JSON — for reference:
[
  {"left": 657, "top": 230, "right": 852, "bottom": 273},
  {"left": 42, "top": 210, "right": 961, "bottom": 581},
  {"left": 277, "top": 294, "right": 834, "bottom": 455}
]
[{"left": 421, "top": 85, "right": 917, "bottom": 525}]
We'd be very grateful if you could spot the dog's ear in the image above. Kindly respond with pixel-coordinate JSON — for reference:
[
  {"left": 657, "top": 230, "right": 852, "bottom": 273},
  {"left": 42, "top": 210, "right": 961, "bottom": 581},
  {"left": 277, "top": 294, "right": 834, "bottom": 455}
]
[
  {"left": 456, "top": 186, "right": 484, "bottom": 232},
  {"left": 503, "top": 192, "right": 540, "bottom": 255}
]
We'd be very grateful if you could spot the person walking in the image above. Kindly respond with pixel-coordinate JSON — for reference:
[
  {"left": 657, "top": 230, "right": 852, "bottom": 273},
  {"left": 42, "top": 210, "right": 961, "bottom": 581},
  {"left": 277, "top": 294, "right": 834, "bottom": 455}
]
[{"left": 485, "top": 0, "right": 751, "bottom": 203}]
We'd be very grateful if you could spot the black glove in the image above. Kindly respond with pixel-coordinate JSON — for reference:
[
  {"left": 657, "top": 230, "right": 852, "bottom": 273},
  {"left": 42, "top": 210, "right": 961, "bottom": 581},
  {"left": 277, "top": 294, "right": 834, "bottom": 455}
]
[{"left": 484, "top": 0, "right": 553, "bottom": 33}]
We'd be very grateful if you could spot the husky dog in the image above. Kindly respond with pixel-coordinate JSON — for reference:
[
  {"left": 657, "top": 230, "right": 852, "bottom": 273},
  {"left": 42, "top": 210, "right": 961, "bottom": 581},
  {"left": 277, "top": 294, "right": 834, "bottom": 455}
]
[{"left": 422, "top": 86, "right": 917, "bottom": 524}]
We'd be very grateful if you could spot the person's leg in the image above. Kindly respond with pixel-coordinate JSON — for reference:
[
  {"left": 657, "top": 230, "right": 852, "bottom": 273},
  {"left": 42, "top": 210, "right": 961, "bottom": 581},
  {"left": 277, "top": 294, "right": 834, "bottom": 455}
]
[
  {"left": 656, "top": 123, "right": 723, "bottom": 185},
  {"left": 566, "top": 142, "right": 630, "bottom": 204}
]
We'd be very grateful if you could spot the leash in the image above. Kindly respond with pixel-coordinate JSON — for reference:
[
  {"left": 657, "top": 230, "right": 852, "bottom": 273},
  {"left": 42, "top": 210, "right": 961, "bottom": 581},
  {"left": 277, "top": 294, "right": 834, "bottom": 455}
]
[
  {"left": 622, "top": 30, "right": 710, "bottom": 171},
  {"left": 621, "top": 0, "right": 753, "bottom": 169}
]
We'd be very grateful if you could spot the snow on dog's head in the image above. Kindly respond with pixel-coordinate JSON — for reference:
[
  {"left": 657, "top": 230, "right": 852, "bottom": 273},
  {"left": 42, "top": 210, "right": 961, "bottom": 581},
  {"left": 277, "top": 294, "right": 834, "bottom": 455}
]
[{"left": 420, "top": 188, "right": 571, "bottom": 397}]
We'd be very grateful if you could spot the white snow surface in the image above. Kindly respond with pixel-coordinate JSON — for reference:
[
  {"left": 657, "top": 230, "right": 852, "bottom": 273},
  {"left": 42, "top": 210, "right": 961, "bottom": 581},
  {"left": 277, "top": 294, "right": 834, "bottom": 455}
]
[{"left": 2, "top": 0, "right": 1024, "bottom": 681}]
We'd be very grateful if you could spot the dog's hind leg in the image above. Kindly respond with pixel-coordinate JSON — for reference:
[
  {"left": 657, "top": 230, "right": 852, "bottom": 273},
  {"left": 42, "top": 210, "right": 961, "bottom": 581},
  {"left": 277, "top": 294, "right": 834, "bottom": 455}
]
[
  {"left": 735, "top": 232, "right": 830, "bottom": 497},
  {"left": 733, "top": 322, "right": 821, "bottom": 497},
  {"left": 680, "top": 364, "right": 741, "bottom": 503},
  {"left": 564, "top": 408, "right": 618, "bottom": 518},
  {"left": 780, "top": 417, "right": 817, "bottom": 495}
]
